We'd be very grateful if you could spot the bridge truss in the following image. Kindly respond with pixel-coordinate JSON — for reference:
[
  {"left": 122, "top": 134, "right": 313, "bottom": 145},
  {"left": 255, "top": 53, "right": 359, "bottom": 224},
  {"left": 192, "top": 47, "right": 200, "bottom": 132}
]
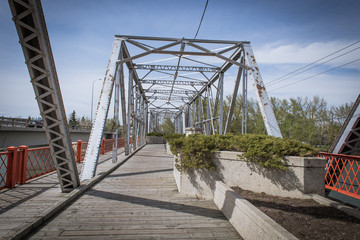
[
  {"left": 81, "top": 35, "right": 282, "bottom": 180},
  {"left": 8, "top": 1, "right": 282, "bottom": 184},
  {"left": 9, "top": 0, "right": 80, "bottom": 192}
]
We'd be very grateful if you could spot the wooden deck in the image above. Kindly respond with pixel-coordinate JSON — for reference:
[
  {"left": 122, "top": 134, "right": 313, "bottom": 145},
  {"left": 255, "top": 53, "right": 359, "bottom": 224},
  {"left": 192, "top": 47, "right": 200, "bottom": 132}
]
[{"left": 1, "top": 145, "right": 242, "bottom": 239}]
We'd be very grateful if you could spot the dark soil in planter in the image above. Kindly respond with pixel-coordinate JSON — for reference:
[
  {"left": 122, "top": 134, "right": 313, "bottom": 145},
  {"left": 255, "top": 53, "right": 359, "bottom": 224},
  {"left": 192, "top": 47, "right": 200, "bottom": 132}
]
[{"left": 232, "top": 187, "right": 360, "bottom": 240}]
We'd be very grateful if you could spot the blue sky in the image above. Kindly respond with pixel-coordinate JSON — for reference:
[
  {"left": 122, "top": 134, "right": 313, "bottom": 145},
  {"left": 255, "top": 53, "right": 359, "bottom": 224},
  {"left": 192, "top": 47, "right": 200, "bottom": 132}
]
[{"left": 0, "top": 0, "right": 359, "bottom": 118}]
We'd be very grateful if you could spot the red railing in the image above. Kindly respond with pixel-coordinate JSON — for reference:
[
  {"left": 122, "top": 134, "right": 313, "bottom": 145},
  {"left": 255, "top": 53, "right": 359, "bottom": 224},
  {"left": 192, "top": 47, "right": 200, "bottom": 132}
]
[
  {"left": 0, "top": 150, "right": 10, "bottom": 190},
  {"left": 320, "top": 152, "right": 360, "bottom": 200},
  {"left": 0, "top": 138, "right": 125, "bottom": 190}
]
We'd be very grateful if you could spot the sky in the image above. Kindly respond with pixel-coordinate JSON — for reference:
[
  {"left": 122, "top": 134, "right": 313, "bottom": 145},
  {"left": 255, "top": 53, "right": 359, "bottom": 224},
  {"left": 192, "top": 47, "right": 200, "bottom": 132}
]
[{"left": 0, "top": 0, "right": 359, "bottom": 119}]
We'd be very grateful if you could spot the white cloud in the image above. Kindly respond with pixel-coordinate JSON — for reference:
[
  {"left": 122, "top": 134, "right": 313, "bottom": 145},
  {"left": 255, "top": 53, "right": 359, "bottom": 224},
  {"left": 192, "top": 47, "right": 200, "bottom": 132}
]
[{"left": 254, "top": 41, "right": 360, "bottom": 70}]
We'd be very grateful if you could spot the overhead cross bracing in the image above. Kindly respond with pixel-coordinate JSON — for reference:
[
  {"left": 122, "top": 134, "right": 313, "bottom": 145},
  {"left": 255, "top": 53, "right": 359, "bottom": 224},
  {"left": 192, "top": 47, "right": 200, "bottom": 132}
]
[{"left": 81, "top": 35, "right": 282, "bottom": 180}]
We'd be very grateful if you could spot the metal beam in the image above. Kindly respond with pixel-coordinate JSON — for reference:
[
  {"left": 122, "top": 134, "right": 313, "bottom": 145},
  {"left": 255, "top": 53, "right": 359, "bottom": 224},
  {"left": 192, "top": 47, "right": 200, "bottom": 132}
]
[
  {"left": 225, "top": 57, "right": 244, "bottom": 133},
  {"left": 243, "top": 44, "right": 282, "bottom": 138},
  {"left": 134, "top": 64, "right": 219, "bottom": 72},
  {"left": 145, "top": 89, "right": 196, "bottom": 94},
  {"left": 242, "top": 68, "right": 248, "bottom": 135},
  {"left": 81, "top": 38, "right": 122, "bottom": 180},
  {"left": 141, "top": 80, "right": 206, "bottom": 86},
  {"left": 9, "top": 0, "right": 79, "bottom": 192},
  {"left": 116, "top": 35, "right": 250, "bottom": 45},
  {"left": 331, "top": 94, "right": 360, "bottom": 154}
]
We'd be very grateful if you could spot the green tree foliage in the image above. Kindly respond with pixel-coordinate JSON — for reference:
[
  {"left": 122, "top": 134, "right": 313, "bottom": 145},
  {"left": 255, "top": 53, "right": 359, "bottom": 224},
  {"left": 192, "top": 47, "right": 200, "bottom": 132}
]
[
  {"left": 68, "top": 110, "right": 79, "bottom": 127},
  {"left": 223, "top": 95, "right": 352, "bottom": 151},
  {"left": 160, "top": 117, "right": 175, "bottom": 134},
  {"left": 105, "top": 118, "right": 118, "bottom": 132}
]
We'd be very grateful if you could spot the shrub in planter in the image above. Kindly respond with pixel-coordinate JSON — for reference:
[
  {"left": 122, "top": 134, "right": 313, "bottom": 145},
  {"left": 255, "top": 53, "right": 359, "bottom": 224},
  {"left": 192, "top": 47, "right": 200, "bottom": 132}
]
[
  {"left": 173, "top": 134, "right": 217, "bottom": 172},
  {"left": 146, "top": 132, "right": 165, "bottom": 137},
  {"left": 168, "top": 134, "right": 319, "bottom": 171},
  {"left": 163, "top": 133, "right": 185, "bottom": 142}
]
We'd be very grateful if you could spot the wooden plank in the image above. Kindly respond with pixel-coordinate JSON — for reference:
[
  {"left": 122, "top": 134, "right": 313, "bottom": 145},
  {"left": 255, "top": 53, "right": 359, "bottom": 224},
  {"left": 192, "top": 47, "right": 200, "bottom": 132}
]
[{"left": 28, "top": 145, "right": 242, "bottom": 239}]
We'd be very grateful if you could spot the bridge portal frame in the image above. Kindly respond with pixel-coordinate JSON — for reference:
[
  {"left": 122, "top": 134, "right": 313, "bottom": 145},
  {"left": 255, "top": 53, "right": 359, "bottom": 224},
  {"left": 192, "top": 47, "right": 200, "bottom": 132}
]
[{"left": 81, "top": 35, "right": 282, "bottom": 180}]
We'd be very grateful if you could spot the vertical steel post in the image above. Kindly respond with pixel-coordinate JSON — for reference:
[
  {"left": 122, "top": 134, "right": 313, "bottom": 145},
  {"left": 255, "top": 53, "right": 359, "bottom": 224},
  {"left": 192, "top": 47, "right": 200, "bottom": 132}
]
[
  {"left": 127, "top": 69, "right": 133, "bottom": 152},
  {"left": 145, "top": 103, "right": 149, "bottom": 134},
  {"left": 193, "top": 102, "right": 196, "bottom": 127},
  {"left": 112, "top": 63, "right": 120, "bottom": 163},
  {"left": 219, "top": 72, "right": 224, "bottom": 135},
  {"left": 225, "top": 59, "right": 243, "bottom": 133},
  {"left": 133, "top": 85, "right": 138, "bottom": 151},
  {"left": 182, "top": 111, "right": 186, "bottom": 134},
  {"left": 242, "top": 69, "right": 248, "bottom": 135},
  {"left": 206, "top": 88, "right": 210, "bottom": 135},
  {"left": 118, "top": 50, "right": 129, "bottom": 155},
  {"left": 198, "top": 96, "right": 202, "bottom": 129}
]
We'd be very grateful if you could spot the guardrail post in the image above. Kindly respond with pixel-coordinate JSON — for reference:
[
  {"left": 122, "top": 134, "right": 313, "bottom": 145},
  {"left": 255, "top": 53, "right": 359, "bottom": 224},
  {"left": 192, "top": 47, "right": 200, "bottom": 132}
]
[
  {"left": 6, "top": 146, "right": 18, "bottom": 188},
  {"left": 76, "top": 140, "right": 82, "bottom": 163},
  {"left": 101, "top": 138, "right": 105, "bottom": 155},
  {"left": 18, "top": 145, "right": 28, "bottom": 184}
]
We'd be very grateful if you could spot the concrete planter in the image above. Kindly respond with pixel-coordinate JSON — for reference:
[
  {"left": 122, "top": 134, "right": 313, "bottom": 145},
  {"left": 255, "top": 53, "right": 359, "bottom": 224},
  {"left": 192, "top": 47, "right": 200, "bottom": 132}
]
[
  {"left": 165, "top": 142, "right": 173, "bottom": 155},
  {"left": 145, "top": 136, "right": 165, "bottom": 144},
  {"left": 174, "top": 151, "right": 326, "bottom": 199},
  {"left": 213, "top": 181, "right": 298, "bottom": 240}
]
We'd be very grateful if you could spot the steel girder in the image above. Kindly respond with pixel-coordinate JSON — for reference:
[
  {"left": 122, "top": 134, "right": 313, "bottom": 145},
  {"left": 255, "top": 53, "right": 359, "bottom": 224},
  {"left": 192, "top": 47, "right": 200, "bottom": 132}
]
[
  {"left": 243, "top": 44, "right": 282, "bottom": 138},
  {"left": 141, "top": 80, "right": 206, "bottom": 86},
  {"left": 81, "top": 38, "right": 122, "bottom": 180},
  {"left": 134, "top": 64, "right": 219, "bottom": 72},
  {"left": 9, "top": 0, "right": 80, "bottom": 192},
  {"left": 331, "top": 94, "right": 360, "bottom": 155},
  {"left": 82, "top": 35, "right": 282, "bottom": 180}
]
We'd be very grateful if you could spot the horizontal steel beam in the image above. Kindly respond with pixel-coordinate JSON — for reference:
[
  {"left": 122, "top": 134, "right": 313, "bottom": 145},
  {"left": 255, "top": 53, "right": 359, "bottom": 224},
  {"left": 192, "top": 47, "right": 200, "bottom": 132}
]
[
  {"left": 151, "top": 50, "right": 216, "bottom": 56},
  {"left": 141, "top": 79, "right": 206, "bottom": 86},
  {"left": 116, "top": 35, "right": 250, "bottom": 45},
  {"left": 145, "top": 89, "right": 196, "bottom": 94},
  {"left": 134, "top": 64, "right": 219, "bottom": 72},
  {"left": 149, "top": 96, "right": 190, "bottom": 101}
]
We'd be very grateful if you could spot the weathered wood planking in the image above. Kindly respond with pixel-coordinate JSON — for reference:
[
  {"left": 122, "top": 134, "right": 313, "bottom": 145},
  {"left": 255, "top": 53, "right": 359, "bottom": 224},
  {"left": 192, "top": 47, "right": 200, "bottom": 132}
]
[
  {"left": 0, "top": 149, "right": 125, "bottom": 239},
  {"left": 28, "top": 145, "right": 242, "bottom": 239}
]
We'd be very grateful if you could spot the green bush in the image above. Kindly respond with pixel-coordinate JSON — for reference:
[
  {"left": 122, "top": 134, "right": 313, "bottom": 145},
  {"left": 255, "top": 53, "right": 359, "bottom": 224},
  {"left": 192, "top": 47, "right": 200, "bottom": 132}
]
[
  {"left": 163, "top": 133, "right": 185, "bottom": 141},
  {"left": 174, "top": 134, "right": 217, "bottom": 172},
  {"left": 168, "top": 134, "right": 319, "bottom": 171},
  {"left": 146, "top": 132, "right": 165, "bottom": 137}
]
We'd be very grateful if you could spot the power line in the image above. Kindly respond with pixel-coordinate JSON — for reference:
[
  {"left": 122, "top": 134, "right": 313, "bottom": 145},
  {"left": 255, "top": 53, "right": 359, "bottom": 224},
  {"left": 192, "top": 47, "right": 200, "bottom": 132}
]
[
  {"left": 266, "top": 41, "right": 360, "bottom": 87},
  {"left": 194, "top": 0, "right": 209, "bottom": 39},
  {"left": 268, "top": 58, "right": 360, "bottom": 92},
  {"left": 266, "top": 45, "right": 360, "bottom": 88},
  {"left": 247, "top": 41, "right": 360, "bottom": 97}
]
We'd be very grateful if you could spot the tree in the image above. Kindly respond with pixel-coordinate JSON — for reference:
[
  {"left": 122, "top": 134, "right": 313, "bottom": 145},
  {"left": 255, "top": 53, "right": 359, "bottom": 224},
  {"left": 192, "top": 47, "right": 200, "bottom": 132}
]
[
  {"left": 161, "top": 117, "right": 175, "bottom": 134},
  {"left": 69, "top": 110, "right": 79, "bottom": 127},
  {"left": 221, "top": 95, "right": 352, "bottom": 150}
]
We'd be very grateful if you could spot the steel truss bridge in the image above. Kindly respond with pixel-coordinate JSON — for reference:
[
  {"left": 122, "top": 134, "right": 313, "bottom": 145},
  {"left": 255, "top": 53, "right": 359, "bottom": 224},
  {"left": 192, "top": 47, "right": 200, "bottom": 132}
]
[{"left": 8, "top": 0, "right": 360, "bottom": 193}]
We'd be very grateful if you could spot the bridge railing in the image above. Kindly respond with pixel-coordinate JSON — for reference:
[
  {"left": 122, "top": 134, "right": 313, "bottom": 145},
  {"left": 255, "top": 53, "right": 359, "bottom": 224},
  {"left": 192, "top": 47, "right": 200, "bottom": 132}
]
[
  {"left": 320, "top": 152, "right": 360, "bottom": 200},
  {"left": 0, "top": 138, "right": 125, "bottom": 190}
]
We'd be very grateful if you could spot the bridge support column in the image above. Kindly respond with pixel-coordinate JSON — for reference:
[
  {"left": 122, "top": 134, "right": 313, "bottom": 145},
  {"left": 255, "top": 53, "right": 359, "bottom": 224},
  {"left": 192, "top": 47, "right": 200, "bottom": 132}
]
[
  {"left": 9, "top": 0, "right": 80, "bottom": 191},
  {"left": 81, "top": 37, "right": 122, "bottom": 180}
]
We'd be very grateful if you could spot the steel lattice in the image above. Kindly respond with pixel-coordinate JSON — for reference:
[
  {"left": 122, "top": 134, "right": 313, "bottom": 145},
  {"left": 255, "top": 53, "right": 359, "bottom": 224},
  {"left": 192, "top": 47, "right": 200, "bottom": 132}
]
[
  {"left": 321, "top": 152, "right": 360, "bottom": 200},
  {"left": 0, "top": 152, "right": 9, "bottom": 190}
]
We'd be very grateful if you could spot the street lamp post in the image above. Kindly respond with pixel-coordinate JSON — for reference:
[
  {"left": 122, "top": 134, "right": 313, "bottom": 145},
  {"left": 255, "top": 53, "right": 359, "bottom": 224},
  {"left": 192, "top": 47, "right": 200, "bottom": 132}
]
[{"left": 91, "top": 79, "right": 101, "bottom": 125}]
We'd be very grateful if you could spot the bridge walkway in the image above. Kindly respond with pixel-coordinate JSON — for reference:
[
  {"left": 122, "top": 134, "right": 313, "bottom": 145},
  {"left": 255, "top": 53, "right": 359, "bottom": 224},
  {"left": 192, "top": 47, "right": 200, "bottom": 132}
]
[
  {"left": 0, "top": 147, "right": 125, "bottom": 239},
  {"left": 1, "top": 145, "right": 242, "bottom": 239}
]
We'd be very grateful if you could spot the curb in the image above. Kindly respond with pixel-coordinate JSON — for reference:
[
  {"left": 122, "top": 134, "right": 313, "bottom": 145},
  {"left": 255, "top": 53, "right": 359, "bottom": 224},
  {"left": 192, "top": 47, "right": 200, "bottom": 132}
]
[
  {"left": 310, "top": 194, "right": 360, "bottom": 220},
  {"left": 213, "top": 181, "right": 298, "bottom": 240},
  {"left": 3, "top": 144, "right": 145, "bottom": 240}
]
